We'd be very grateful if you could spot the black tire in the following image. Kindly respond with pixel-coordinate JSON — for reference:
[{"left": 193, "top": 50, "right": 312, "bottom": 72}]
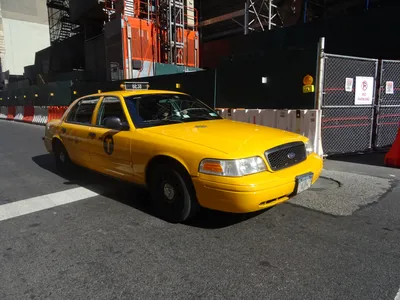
[
  {"left": 149, "top": 163, "right": 199, "bottom": 223},
  {"left": 53, "top": 141, "right": 74, "bottom": 174}
]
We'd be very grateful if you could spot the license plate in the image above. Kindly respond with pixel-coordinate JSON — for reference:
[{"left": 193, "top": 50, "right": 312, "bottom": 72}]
[{"left": 295, "top": 173, "right": 313, "bottom": 194}]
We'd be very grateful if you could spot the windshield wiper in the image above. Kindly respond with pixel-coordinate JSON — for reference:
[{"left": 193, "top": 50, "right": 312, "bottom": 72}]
[
  {"left": 160, "top": 118, "right": 184, "bottom": 123},
  {"left": 141, "top": 118, "right": 184, "bottom": 123},
  {"left": 188, "top": 116, "right": 218, "bottom": 120}
]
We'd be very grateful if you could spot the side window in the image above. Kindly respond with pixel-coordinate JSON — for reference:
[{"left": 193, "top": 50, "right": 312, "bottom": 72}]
[
  {"left": 66, "top": 97, "right": 100, "bottom": 125},
  {"left": 65, "top": 102, "right": 79, "bottom": 122},
  {"left": 96, "top": 96, "right": 128, "bottom": 127}
]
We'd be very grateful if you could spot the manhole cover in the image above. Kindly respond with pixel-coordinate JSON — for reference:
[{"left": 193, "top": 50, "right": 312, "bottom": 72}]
[{"left": 309, "top": 177, "right": 340, "bottom": 192}]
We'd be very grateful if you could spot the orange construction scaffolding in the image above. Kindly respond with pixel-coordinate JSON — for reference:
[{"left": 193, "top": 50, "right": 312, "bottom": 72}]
[{"left": 104, "top": 0, "right": 199, "bottom": 79}]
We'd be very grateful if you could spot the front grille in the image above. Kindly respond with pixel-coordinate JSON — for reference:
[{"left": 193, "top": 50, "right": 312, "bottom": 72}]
[{"left": 265, "top": 142, "right": 307, "bottom": 171}]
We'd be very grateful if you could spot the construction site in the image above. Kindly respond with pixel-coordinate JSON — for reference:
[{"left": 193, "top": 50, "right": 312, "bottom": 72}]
[
  {"left": 0, "top": 0, "right": 400, "bottom": 155},
  {"left": 1, "top": 2, "right": 400, "bottom": 298},
  {"left": 0, "top": 0, "right": 398, "bottom": 104}
]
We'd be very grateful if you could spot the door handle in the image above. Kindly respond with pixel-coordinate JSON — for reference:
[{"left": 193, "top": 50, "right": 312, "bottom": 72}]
[
  {"left": 88, "top": 132, "right": 96, "bottom": 139},
  {"left": 61, "top": 127, "right": 66, "bottom": 134}
]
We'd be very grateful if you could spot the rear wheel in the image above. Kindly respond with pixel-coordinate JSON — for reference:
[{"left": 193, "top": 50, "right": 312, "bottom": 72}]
[
  {"left": 149, "top": 163, "right": 199, "bottom": 223},
  {"left": 53, "top": 140, "right": 73, "bottom": 173}
]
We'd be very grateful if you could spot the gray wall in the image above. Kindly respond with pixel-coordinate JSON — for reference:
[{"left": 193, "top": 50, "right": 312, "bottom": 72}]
[
  {"left": 0, "top": 0, "right": 50, "bottom": 75},
  {"left": 0, "top": 0, "right": 48, "bottom": 24}
]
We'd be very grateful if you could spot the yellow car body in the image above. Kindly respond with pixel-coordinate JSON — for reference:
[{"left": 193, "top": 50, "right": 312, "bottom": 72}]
[{"left": 43, "top": 87, "right": 323, "bottom": 222}]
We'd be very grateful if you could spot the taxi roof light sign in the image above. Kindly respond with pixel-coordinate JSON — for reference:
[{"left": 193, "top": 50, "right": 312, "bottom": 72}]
[{"left": 121, "top": 82, "right": 150, "bottom": 91}]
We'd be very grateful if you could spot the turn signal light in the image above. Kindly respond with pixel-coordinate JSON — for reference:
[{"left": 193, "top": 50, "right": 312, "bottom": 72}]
[{"left": 201, "top": 162, "right": 223, "bottom": 173}]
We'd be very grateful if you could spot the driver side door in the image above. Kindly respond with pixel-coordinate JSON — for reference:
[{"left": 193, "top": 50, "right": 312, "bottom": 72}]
[{"left": 89, "top": 96, "right": 134, "bottom": 180}]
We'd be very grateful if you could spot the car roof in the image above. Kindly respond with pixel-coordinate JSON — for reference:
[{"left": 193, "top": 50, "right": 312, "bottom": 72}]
[{"left": 84, "top": 89, "right": 188, "bottom": 98}]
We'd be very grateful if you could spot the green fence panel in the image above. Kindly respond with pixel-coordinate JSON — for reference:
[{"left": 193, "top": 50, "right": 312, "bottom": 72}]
[
  {"left": 46, "top": 81, "right": 73, "bottom": 106},
  {"left": 216, "top": 47, "right": 318, "bottom": 109},
  {"left": 132, "top": 69, "right": 216, "bottom": 108},
  {"left": 0, "top": 45, "right": 317, "bottom": 110},
  {"left": 154, "top": 63, "right": 202, "bottom": 76}
]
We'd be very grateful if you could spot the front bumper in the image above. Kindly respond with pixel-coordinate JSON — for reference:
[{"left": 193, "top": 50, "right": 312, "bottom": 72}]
[{"left": 192, "top": 153, "right": 323, "bottom": 213}]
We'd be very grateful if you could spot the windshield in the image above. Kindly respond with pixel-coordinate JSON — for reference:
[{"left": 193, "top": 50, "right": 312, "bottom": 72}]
[{"left": 124, "top": 93, "right": 222, "bottom": 128}]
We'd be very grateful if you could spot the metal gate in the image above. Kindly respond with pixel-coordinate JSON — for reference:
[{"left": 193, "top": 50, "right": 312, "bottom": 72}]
[
  {"left": 320, "top": 54, "right": 379, "bottom": 154},
  {"left": 375, "top": 60, "right": 400, "bottom": 148}
]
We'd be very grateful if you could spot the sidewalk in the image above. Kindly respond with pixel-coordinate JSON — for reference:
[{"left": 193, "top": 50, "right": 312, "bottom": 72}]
[
  {"left": 324, "top": 152, "right": 400, "bottom": 179},
  {"left": 289, "top": 152, "right": 399, "bottom": 216}
]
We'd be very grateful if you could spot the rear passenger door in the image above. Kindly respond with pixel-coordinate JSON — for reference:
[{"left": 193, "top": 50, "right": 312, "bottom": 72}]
[
  {"left": 89, "top": 96, "right": 133, "bottom": 180},
  {"left": 61, "top": 97, "right": 100, "bottom": 166}
]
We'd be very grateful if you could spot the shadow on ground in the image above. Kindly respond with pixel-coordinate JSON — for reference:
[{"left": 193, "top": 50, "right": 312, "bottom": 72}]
[
  {"left": 31, "top": 154, "right": 267, "bottom": 229},
  {"left": 326, "top": 151, "right": 389, "bottom": 167}
]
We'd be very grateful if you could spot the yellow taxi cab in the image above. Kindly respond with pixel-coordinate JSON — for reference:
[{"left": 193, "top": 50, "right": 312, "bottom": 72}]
[{"left": 43, "top": 82, "right": 323, "bottom": 223}]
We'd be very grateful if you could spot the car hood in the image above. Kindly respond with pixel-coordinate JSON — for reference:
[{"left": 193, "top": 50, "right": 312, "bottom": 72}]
[{"left": 142, "top": 119, "right": 306, "bottom": 156}]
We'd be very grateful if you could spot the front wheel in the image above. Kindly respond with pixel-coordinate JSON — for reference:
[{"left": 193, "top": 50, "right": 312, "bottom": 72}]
[
  {"left": 53, "top": 141, "right": 73, "bottom": 174},
  {"left": 149, "top": 164, "right": 199, "bottom": 223}
]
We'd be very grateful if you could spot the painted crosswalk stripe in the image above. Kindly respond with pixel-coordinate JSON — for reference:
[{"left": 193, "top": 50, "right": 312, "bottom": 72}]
[
  {"left": 0, "top": 187, "right": 99, "bottom": 222},
  {"left": 395, "top": 287, "right": 400, "bottom": 300}
]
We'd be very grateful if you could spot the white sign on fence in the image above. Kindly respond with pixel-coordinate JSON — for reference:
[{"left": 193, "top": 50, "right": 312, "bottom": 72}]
[
  {"left": 345, "top": 78, "right": 353, "bottom": 92},
  {"left": 386, "top": 81, "right": 394, "bottom": 94},
  {"left": 355, "top": 76, "right": 374, "bottom": 105}
]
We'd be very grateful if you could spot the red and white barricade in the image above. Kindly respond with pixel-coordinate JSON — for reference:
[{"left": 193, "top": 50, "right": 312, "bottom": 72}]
[
  {"left": 33, "top": 106, "right": 49, "bottom": 125},
  {"left": 217, "top": 108, "right": 324, "bottom": 156},
  {"left": 0, "top": 107, "right": 7, "bottom": 119},
  {"left": 14, "top": 106, "right": 24, "bottom": 121}
]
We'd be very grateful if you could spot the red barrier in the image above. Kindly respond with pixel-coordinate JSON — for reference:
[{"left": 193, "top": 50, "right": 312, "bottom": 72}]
[
  {"left": 384, "top": 125, "right": 400, "bottom": 168},
  {"left": 23, "top": 106, "right": 34, "bottom": 123},
  {"left": 47, "top": 106, "right": 68, "bottom": 122},
  {"left": 6, "top": 106, "right": 16, "bottom": 120},
  {"left": 60, "top": 106, "right": 68, "bottom": 119},
  {"left": 48, "top": 106, "right": 55, "bottom": 122}
]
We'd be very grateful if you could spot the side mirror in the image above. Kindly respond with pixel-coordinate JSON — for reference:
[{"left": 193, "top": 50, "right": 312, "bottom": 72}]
[{"left": 104, "top": 117, "right": 129, "bottom": 131}]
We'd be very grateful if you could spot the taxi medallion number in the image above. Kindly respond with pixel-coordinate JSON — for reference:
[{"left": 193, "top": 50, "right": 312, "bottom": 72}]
[{"left": 295, "top": 173, "right": 313, "bottom": 194}]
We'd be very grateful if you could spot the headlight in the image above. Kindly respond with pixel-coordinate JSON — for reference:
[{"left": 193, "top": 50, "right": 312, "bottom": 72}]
[
  {"left": 199, "top": 156, "right": 267, "bottom": 177},
  {"left": 305, "top": 140, "right": 314, "bottom": 156}
]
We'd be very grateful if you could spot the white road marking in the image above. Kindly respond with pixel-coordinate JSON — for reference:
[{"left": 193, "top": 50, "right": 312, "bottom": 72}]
[
  {"left": 0, "top": 187, "right": 99, "bottom": 222},
  {"left": 395, "top": 287, "right": 400, "bottom": 300}
]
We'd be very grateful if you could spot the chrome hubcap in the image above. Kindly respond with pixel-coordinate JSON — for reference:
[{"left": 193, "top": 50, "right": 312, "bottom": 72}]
[
  {"left": 163, "top": 183, "right": 175, "bottom": 201},
  {"left": 59, "top": 152, "right": 65, "bottom": 163}
]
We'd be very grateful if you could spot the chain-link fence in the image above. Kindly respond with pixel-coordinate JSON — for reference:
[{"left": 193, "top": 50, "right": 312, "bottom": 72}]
[
  {"left": 375, "top": 60, "right": 400, "bottom": 148},
  {"left": 321, "top": 54, "right": 378, "bottom": 154}
]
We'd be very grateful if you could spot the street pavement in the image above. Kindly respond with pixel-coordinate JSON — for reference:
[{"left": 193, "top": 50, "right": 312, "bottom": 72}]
[{"left": 1, "top": 119, "right": 400, "bottom": 300}]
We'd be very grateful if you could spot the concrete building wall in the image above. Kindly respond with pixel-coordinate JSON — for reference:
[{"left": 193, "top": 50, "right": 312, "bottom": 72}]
[
  {"left": 2, "top": 18, "right": 50, "bottom": 75},
  {"left": 0, "top": 0, "right": 48, "bottom": 24},
  {"left": 0, "top": 0, "right": 50, "bottom": 75}
]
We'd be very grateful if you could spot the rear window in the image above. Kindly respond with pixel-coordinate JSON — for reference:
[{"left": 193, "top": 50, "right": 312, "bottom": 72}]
[{"left": 66, "top": 98, "right": 99, "bottom": 124}]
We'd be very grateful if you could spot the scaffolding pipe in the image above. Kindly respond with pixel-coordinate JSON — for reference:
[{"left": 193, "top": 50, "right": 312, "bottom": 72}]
[
  {"left": 127, "top": 22, "right": 133, "bottom": 79},
  {"left": 303, "top": 0, "right": 308, "bottom": 23},
  {"left": 244, "top": 0, "right": 250, "bottom": 35},
  {"left": 173, "top": 0, "right": 177, "bottom": 64},
  {"left": 268, "top": 0, "right": 272, "bottom": 30}
]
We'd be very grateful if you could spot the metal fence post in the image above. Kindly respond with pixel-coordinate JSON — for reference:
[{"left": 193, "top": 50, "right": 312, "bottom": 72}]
[
  {"left": 314, "top": 37, "right": 325, "bottom": 156},
  {"left": 375, "top": 60, "right": 400, "bottom": 148},
  {"left": 315, "top": 37, "right": 325, "bottom": 110},
  {"left": 213, "top": 68, "right": 218, "bottom": 109},
  {"left": 371, "top": 59, "right": 382, "bottom": 149}
]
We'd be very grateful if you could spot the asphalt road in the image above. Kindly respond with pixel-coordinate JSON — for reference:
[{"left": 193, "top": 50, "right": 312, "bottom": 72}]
[{"left": 1, "top": 119, "right": 400, "bottom": 300}]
